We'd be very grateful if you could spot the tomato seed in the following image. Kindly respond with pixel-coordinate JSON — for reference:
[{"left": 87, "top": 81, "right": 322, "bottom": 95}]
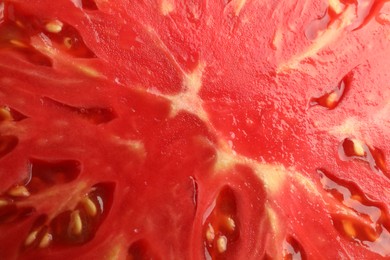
[
  {"left": 25, "top": 230, "right": 39, "bottom": 246},
  {"left": 38, "top": 232, "right": 52, "bottom": 248},
  {"left": 224, "top": 216, "right": 236, "bottom": 231},
  {"left": 352, "top": 140, "right": 365, "bottom": 157},
  {"left": 309, "top": 76, "right": 348, "bottom": 110},
  {"left": 69, "top": 210, "right": 83, "bottom": 235},
  {"left": 342, "top": 220, "right": 357, "bottom": 238},
  {"left": 81, "top": 197, "right": 97, "bottom": 217},
  {"left": 216, "top": 235, "right": 227, "bottom": 253},
  {"left": 318, "top": 169, "right": 384, "bottom": 223},
  {"left": 45, "top": 20, "right": 63, "bottom": 33},
  {"left": 338, "top": 139, "right": 388, "bottom": 177},
  {"left": 0, "top": 107, "right": 12, "bottom": 121},
  {"left": 0, "top": 199, "right": 8, "bottom": 207},
  {"left": 205, "top": 224, "right": 215, "bottom": 242},
  {"left": 9, "top": 39, "right": 28, "bottom": 48},
  {"left": 63, "top": 37, "right": 72, "bottom": 49},
  {"left": 7, "top": 185, "right": 30, "bottom": 198}
]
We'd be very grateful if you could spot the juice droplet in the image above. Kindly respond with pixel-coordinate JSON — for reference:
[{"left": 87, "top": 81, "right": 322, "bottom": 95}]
[
  {"left": 305, "top": 0, "right": 349, "bottom": 41},
  {"left": 305, "top": 10, "right": 331, "bottom": 41},
  {"left": 318, "top": 169, "right": 390, "bottom": 256},
  {"left": 318, "top": 169, "right": 384, "bottom": 222},
  {"left": 305, "top": 0, "right": 390, "bottom": 37},
  {"left": 352, "top": 0, "right": 390, "bottom": 31},
  {"left": 376, "top": 12, "right": 390, "bottom": 25}
]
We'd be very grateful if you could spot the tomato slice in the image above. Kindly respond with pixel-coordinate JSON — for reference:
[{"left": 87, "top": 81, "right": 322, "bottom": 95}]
[{"left": 0, "top": 0, "right": 389, "bottom": 259}]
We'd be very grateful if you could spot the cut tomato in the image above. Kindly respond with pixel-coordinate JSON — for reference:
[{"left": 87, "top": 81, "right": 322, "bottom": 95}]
[{"left": 0, "top": 0, "right": 389, "bottom": 259}]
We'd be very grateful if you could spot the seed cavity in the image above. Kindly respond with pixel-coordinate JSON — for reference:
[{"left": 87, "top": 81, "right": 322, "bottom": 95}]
[
  {"left": 0, "top": 135, "right": 18, "bottom": 159},
  {"left": 81, "top": 0, "right": 99, "bottom": 10},
  {"left": 282, "top": 236, "right": 307, "bottom": 259},
  {"left": 43, "top": 97, "right": 117, "bottom": 125},
  {"left": 309, "top": 75, "right": 348, "bottom": 110},
  {"left": 0, "top": 106, "right": 27, "bottom": 122},
  {"left": 7, "top": 185, "right": 30, "bottom": 198},
  {"left": 203, "top": 186, "right": 239, "bottom": 258},
  {"left": 26, "top": 158, "right": 81, "bottom": 194},
  {"left": 128, "top": 239, "right": 159, "bottom": 259},
  {"left": 338, "top": 138, "right": 388, "bottom": 178}
]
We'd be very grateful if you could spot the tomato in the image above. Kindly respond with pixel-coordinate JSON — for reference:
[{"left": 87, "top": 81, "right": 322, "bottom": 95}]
[{"left": 0, "top": 0, "right": 389, "bottom": 259}]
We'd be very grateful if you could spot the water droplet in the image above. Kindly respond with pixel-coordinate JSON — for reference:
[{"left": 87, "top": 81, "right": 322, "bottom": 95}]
[{"left": 282, "top": 236, "right": 306, "bottom": 260}]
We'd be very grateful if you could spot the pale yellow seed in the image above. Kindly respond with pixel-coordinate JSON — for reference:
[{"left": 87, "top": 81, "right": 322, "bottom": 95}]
[
  {"left": 0, "top": 107, "right": 13, "bottom": 121},
  {"left": 329, "top": 0, "right": 345, "bottom": 14},
  {"left": 352, "top": 140, "right": 365, "bottom": 156},
  {"left": 205, "top": 224, "right": 215, "bottom": 242},
  {"left": 8, "top": 185, "right": 30, "bottom": 198},
  {"left": 217, "top": 236, "right": 227, "bottom": 253},
  {"left": 64, "top": 37, "right": 72, "bottom": 49},
  {"left": 0, "top": 199, "right": 8, "bottom": 207},
  {"left": 82, "top": 197, "right": 97, "bottom": 216},
  {"left": 69, "top": 210, "right": 83, "bottom": 235},
  {"left": 225, "top": 217, "right": 235, "bottom": 231},
  {"left": 342, "top": 220, "right": 356, "bottom": 238},
  {"left": 15, "top": 20, "right": 24, "bottom": 28},
  {"left": 350, "top": 194, "right": 363, "bottom": 202},
  {"left": 39, "top": 232, "right": 52, "bottom": 248},
  {"left": 365, "top": 227, "right": 378, "bottom": 241},
  {"left": 78, "top": 65, "right": 100, "bottom": 78},
  {"left": 45, "top": 20, "right": 63, "bottom": 33},
  {"left": 25, "top": 230, "right": 38, "bottom": 246},
  {"left": 9, "top": 39, "right": 28, "bottom": 48},
  {"left": 326, "top": 92, "right": 338, "bottom": 107}
]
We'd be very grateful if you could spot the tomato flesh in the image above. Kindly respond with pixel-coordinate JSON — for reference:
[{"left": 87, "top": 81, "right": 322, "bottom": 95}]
[{"left": 0, "top": 0, "right": 390, "bottom": 259}]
